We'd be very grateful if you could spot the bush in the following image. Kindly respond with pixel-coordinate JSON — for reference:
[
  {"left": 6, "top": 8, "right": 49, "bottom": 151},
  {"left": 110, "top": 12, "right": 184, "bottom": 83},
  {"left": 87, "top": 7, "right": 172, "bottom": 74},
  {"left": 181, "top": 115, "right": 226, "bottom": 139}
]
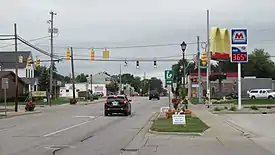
[
  {"left": 250, "top": 105, "right": 258, "bottom": 110},
  {"left": 229, "top": 106, "right": 237, "bottom": 111},
  {"left": 224, "top": 106, "right": 228, "bottom": 110},
  {"left": 92, "top": 95, "right": 99, "bottom": 100},
  {"left": 214, "top": 107, "right": 222, "bottom": 111},
  {"left": 69, "top": 98, "right": 77, "bottom": 104}
]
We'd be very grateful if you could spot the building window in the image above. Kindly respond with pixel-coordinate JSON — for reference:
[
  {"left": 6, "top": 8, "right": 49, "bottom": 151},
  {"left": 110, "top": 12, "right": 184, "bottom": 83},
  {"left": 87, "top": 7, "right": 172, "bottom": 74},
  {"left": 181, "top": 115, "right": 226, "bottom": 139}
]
[
  {"left": 76, "top": 89, "right": 80, "bottom": 92},
  {"left": 66, "top": 89, "right": 69, "bottom": 92},
  {"left": 26, "top": 69, "right": 28, "bottom": 78}
]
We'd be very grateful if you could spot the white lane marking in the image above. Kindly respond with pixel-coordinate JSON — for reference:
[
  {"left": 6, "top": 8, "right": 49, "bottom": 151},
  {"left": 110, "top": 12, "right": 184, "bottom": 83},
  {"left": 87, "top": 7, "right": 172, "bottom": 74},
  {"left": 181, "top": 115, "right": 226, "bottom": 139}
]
[
  {"left": 72, "top": 116, "right": 95, "bottom": 119},
  {"left": 44, "top": 120, "right": 93, "bottom": 137}
]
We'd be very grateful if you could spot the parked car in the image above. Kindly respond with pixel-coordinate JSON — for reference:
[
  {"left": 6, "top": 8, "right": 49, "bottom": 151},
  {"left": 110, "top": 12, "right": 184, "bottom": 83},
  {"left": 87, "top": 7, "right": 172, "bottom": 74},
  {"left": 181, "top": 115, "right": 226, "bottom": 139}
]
[
  {"left": 247, "top": 89, "right": 275, "bottom": 99},
  {"left": 149, "top": 90, "right": 160, "bottom": 100},
  {"left": 94, "top": 92, "right": 104, "bottom": 97},
  {"left": 104, "top": 95, "right": 132, "bottom": 116}
]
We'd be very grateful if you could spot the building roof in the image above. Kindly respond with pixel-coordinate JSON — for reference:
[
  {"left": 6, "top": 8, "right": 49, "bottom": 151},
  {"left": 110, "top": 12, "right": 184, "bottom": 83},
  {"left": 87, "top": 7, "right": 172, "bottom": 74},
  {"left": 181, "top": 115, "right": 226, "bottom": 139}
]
[
  {"left": 21, "top": 78, "right": 37, "bottom": 85},
  {"left": 0, "top": 71, "right": 27, "bottom": 84},
  {"left": 0, "top": 51, "right": 32, "bottom": 69}
]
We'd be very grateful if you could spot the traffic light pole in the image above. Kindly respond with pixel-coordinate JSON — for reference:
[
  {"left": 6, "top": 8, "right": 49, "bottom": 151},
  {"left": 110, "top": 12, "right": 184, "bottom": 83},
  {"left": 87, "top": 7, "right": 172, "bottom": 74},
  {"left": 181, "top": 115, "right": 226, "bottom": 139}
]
[
  {"left": 197, "top": 36, "right": 202, "bottom": 104},
  {"left": 70, "top": 47, "right": 76, "bottom": 100}
]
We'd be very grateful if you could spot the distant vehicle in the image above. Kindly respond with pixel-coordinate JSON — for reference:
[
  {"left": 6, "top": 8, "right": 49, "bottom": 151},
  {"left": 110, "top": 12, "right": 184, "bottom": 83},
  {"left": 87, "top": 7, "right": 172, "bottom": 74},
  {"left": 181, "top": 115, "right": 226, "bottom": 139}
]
[
  {"left": 247, "top": 89, "right": 275, "bottom": 99},
  {"left": 149, "top": 90, "right": 160, "bottom": 100},
  {"left": 104, "top": 95, "right": 132, "bottom": 116},
  {"left": 94, "top": 92, "right": 104, "bottom": 97}
]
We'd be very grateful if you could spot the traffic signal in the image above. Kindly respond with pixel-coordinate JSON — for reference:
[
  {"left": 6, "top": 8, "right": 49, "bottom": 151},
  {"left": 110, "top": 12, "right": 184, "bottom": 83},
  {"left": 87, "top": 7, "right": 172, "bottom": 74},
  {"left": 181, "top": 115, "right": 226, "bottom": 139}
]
[
  {"left": 153, "top": 60, "right": 157, "bottom": 68},
  {"left": 36, "top": 57, "right": 40, "bottom": 67},
  {"left": 201, "top": 51, "right": 208, "bottom": 65},
  {"left": 90, "top": 49, "right": 95, "bottom": 60},
  {"left": 102, "top": 48, "right": 109, "bottom": 59},
  {"left": 27, "top": 56, "right": 32, "bottom": 66},
  {"left": 136, "top": 61, "right": 140, "bottom": 69},
  {"left": 66, "top": 48, "right": 71, "bottom": 60}
]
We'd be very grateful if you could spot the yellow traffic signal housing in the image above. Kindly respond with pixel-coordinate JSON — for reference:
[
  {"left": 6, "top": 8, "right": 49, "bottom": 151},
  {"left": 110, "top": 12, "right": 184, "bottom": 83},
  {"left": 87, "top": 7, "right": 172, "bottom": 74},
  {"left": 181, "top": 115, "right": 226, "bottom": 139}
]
[
  {"left": 27, "top": 56, "right": 32, "bottom": 66},
  {"left": 90, "top": 49, "right": 95, "bottom": 60},
  {"left": 201, "top": 52, "right": 208, "bottom": 65},
  {"left": 66, "top": 48, "right": 71, "bottom": 60},
  {"left": 36, "top": 57, "right": 40, "bottom": 67},
  {"left": 102, "top": 48, "right": 109, "bottom": 59}
]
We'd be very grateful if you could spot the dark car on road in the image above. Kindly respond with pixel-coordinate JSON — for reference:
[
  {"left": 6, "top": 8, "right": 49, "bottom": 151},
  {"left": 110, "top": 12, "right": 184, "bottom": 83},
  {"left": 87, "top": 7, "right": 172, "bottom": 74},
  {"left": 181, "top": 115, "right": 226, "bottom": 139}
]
[
  {"left": 104, "top": 95, "right": 132, "bottom": 116},
  {"left": 149, "top": 90, "right": 160, "bottom": 100}
]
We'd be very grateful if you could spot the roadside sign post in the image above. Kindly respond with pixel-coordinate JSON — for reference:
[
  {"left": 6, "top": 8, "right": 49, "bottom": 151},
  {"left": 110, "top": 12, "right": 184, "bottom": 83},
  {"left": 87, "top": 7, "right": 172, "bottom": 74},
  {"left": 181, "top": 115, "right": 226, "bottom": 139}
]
[
  {"left": 231, "top": 28, "right": 248, "bottom": 110},
  {"left": 2, "top": 78, "right": 9, "bottom": 117},
  {"left": 165, "top": 70, "right": 173, "bottom": 109}
]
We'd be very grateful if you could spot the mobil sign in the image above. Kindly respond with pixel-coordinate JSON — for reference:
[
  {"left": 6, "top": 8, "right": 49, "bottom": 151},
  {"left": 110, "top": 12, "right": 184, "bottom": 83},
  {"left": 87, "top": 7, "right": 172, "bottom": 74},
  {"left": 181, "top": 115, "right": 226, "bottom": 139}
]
[{"left": 231, "top": 28, "right": 248, "bottom": 45}]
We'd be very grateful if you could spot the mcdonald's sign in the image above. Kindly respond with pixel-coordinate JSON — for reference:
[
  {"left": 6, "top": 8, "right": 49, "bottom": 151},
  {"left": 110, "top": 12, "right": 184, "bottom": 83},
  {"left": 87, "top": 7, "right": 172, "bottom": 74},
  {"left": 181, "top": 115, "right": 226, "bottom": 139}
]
[{"left": 210, "top": 27, "right": 231, "bottom": 60}]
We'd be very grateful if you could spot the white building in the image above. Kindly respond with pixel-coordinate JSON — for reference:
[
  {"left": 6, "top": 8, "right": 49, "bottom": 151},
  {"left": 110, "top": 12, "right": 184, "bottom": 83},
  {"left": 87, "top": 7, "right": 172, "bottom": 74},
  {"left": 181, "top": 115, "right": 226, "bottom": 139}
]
[
  {"left": 0, "top": 51, "right": 38, "bottom": 92},
  {"left": 60, "top": 83, "right": 107, "bottom": 98}
]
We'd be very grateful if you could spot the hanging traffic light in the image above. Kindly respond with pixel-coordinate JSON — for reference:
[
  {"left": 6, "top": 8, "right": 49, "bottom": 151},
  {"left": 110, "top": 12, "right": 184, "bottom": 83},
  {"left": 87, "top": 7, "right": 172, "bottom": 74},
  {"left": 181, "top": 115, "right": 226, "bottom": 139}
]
[
  {"left": 201, "top": 51, "right": 208, "bottom": 65},
  {"left": 136, "top": 61, "right": 140, "bottom": 69},
  {"left": 27, "top": 56, "right": 32, "bottom": 66},
  {"left": 153, "top": 60, "right": 157, "bottom": 68},
  {"left": 102, "top": 48, "right": 109, "bottom": 59},
  {"left": 36, "top": 57, "right": 40, "bottom": 67},
  {"left": 90, "top": 49, "right": 95, "bottom": 60},
  {"left": 66, "top": 48, "right": 71, "bottom": 60}
]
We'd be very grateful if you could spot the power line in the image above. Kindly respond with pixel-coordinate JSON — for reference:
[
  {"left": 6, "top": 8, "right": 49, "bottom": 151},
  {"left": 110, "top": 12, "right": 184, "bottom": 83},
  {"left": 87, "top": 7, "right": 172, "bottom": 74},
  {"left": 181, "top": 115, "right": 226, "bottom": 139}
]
[
  {"left": 35, "top": 41, "right": 204, "bottom": 50},
  {"left": 0, "top": 35, "right": 50, "bottom": 48},
  {"left": 17, "top": 36, "right": 60, "bottom": 59}
]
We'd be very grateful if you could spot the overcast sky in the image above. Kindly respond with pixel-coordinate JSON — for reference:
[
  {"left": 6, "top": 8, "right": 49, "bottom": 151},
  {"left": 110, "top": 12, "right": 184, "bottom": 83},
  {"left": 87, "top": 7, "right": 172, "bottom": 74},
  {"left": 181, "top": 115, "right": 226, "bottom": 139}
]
[{"left": 0, "top": 0, "right": 274, "bottom": 81}]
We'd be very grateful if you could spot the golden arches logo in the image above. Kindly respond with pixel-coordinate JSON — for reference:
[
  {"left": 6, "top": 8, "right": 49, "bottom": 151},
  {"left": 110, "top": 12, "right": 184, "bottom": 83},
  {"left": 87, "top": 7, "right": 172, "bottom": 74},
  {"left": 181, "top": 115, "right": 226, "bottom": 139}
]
[{"left": 210, "top": 27, "right": 231, "bottom": 60}]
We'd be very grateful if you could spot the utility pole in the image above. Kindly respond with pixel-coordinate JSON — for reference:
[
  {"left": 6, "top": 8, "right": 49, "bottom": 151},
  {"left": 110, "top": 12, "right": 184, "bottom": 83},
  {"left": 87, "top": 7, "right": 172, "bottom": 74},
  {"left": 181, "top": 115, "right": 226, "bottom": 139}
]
[
  {"left": 49, "top": 11, "right": 56, "bottom": 106},
  {"left": 197, "top": 36, "right": 202, "bottom": 103},
  {"left": 143, "top": 72, "right": 146, "bottom": 96},
  {"left": 206, "top": 10, "right": 211, "bottom": 105},
  {"left": 70, "top": 47, "right": 76, "bottom": 100},
  {"left": 90, "top": 74, "right": 93, "bottom": 95},
  {"left": 119, "top": 64, "right": 122, "bottom": 95},
  {"left": 14, "top": 23, "right": 18, "bottom": 112}
]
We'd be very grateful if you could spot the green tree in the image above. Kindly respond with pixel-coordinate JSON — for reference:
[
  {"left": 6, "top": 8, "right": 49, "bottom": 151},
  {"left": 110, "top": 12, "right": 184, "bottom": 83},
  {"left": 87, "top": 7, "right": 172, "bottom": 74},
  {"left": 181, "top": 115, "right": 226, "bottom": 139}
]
[
  {"left": 76, "top": 73, "right": 88, "bottom": 82},
  {"left": 106, "top": 81, "right": 119, "bottom": 93},
  {"left": 64, "top": 76, "right": 71, "bottom": 83},
  {"left": 37, "top": 66, "right": 49, "bottom": 91}
]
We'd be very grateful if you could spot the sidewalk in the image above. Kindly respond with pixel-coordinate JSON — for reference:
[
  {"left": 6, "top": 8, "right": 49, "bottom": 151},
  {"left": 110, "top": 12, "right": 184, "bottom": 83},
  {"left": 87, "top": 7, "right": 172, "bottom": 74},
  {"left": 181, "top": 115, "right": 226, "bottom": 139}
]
[
  {"left": 188, "top": 104, "right": 243, "bottom": 137},
  {"left": 134, "top": 104, "right": 273, "bottom": 155},
  {"left": 0, "top": 110, "right": 41, "bottom": 119}
]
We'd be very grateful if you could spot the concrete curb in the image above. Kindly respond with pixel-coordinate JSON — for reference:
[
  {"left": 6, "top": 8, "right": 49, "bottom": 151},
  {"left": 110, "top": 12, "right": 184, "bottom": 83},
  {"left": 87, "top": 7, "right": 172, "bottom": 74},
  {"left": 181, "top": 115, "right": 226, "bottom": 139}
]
[
  {"left": 223, "top": 118, "right": 257, "bottom": 137},
  {"left": 0, "top": 111, "right": 42, "bottom": 119},
  {"left": 212, "top": 110, "right": 275, "bottom": 114},
  {"left": 148, "top": 129, "right": 203, "bottom": 136}
]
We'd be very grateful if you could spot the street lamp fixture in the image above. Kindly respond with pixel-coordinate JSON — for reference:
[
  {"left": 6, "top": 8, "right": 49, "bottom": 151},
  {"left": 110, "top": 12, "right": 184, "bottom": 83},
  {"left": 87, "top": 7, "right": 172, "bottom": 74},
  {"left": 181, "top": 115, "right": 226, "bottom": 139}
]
[{"left": 181, "top": 41, "right": 187, "bottom": 53}]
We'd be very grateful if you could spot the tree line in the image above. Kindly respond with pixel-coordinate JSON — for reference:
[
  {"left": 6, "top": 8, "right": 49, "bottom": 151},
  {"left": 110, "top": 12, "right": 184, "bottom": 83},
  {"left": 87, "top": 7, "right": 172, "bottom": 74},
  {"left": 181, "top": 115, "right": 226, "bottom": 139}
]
[{"left": 35, "top": 65, "right": 164, "bottom": 95}]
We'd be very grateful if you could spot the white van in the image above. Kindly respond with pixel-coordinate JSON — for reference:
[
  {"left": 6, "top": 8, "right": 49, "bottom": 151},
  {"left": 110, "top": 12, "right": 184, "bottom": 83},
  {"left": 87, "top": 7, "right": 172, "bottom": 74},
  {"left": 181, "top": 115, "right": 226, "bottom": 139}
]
[{"left": 247, "top": 89, "right": 275, "bottom": 99}]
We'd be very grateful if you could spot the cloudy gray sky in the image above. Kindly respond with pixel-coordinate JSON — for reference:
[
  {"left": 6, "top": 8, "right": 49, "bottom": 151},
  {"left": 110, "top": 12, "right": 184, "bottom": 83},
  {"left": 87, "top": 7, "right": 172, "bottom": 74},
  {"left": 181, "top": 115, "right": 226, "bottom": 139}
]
[{"left": 0, "top": 0, "right": 274, "bottom": 81}]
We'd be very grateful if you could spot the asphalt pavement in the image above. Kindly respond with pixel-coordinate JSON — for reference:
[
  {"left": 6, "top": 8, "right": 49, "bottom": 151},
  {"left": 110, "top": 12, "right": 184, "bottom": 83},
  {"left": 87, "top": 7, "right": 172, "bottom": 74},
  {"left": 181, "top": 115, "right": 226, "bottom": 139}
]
[{"left": 0, "top": 97, "right": 167, "bottom": 155}]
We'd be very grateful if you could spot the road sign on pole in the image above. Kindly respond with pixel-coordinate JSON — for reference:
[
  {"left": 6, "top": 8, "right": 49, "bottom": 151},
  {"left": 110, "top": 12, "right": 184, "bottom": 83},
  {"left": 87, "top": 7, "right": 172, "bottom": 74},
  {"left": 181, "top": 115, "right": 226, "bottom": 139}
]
[
  {"left": 231, "top": 28, "right": 248, "bottom": 111},
  {"left": 231, "top": 28, "right": 248, "bottom": 45},
  {"left": 164, "top": 70, "right": 173, "bottom": 87},
  {"left": 2, "top": 78, "right": 8, "bottom": 117},
  {"left": 230, "top": 46, "right": 248, "bottom": 63}
]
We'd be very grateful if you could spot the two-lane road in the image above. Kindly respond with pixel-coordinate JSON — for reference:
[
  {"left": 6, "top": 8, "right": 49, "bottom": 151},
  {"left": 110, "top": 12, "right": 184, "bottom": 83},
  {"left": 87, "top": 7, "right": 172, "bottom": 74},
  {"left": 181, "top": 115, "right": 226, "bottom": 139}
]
[{"left": 0, "top": 97, "right": 168, "bottom": 155}]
